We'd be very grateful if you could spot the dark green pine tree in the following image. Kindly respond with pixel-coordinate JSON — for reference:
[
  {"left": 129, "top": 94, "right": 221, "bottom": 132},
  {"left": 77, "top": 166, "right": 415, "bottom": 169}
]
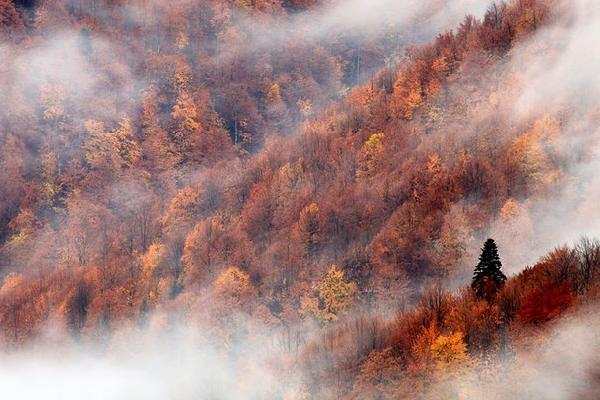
[{"left": 471, "top": 238, "right": 507, "bottom": 300}]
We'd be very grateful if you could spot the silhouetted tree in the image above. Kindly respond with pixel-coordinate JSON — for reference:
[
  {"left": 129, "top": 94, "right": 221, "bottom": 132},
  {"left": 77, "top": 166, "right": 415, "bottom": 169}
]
[{"left": 472, "top": 238, "right": 506, "bottom": 300}]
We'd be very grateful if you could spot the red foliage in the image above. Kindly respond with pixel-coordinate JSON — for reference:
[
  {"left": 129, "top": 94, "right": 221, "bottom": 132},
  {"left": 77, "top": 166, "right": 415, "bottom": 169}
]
[{"left": 518, "top": 281, "right": 574, "bottom": 324}]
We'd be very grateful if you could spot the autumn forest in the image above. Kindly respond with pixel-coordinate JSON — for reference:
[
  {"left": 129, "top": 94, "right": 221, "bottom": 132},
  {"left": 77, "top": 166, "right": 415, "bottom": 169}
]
[{"left": 0, "top": 0, "right": 599, "bottom": 398}]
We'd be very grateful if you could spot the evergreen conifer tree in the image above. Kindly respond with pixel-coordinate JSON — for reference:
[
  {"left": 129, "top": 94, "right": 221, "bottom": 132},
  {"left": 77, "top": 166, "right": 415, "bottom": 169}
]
[{"left": 472, "top": 238, "right": 507, "bottom": 299}]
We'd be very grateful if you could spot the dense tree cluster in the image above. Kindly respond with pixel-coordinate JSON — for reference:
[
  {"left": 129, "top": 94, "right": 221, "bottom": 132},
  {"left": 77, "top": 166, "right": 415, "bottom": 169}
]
[
  {"left": 0, "top": 0, "right": 599, "bottom": 398},
  {"left": 0, "top": 0, "right": 568, "bottom": 340}
]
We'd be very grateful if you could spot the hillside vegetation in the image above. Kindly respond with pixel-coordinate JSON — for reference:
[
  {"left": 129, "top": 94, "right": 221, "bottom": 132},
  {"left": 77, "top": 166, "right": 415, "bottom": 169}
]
[{"left": 1, "top": 0, "right": 599, "bottom": 398}]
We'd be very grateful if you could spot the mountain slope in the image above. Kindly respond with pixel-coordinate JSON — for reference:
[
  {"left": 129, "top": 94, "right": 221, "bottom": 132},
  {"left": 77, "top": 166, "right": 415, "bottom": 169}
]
[{"left": 1, "top": 0, "right": 600, "bottom": 399}]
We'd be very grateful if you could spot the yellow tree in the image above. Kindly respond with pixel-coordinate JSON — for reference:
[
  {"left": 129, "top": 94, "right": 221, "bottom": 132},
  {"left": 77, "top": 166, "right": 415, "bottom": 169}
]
[
  {"left": 301, "top": 265, "right": 356, "bottom": 324},
  {"left": 357, "top": 132, "right": 384, "bottom": 179},
  {"left": 507, "top": 115, "right": 560, "bottom": 195},
  {"left": 429, "top": 332, "right": 475, "bottom": 398},
  {"left": 213, "top": 266, "right": 256, "bottom": 308},
  {"left": 171, "top": 91, "right": 200, "bottom": 158},
  {"left": 430, "top": 332, "right": 470, "bottom": 373},
  {"left": 140, "top": 243, "right": 173, "bottom": 305},
  {"left": 111, "top": 117, "right": 141, "bottom": 169},
  {"left": 208, "top": 266, "right": 257, "bottom": 346},
  {"left": 83, "top": 117, "right": 140, "bottom": 174}
]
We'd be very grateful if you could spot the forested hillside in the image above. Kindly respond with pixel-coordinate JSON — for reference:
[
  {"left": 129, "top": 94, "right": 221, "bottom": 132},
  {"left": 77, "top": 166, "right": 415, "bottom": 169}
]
[{"left": 1, "top": 0, "right": 599, "bottom": 398}]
